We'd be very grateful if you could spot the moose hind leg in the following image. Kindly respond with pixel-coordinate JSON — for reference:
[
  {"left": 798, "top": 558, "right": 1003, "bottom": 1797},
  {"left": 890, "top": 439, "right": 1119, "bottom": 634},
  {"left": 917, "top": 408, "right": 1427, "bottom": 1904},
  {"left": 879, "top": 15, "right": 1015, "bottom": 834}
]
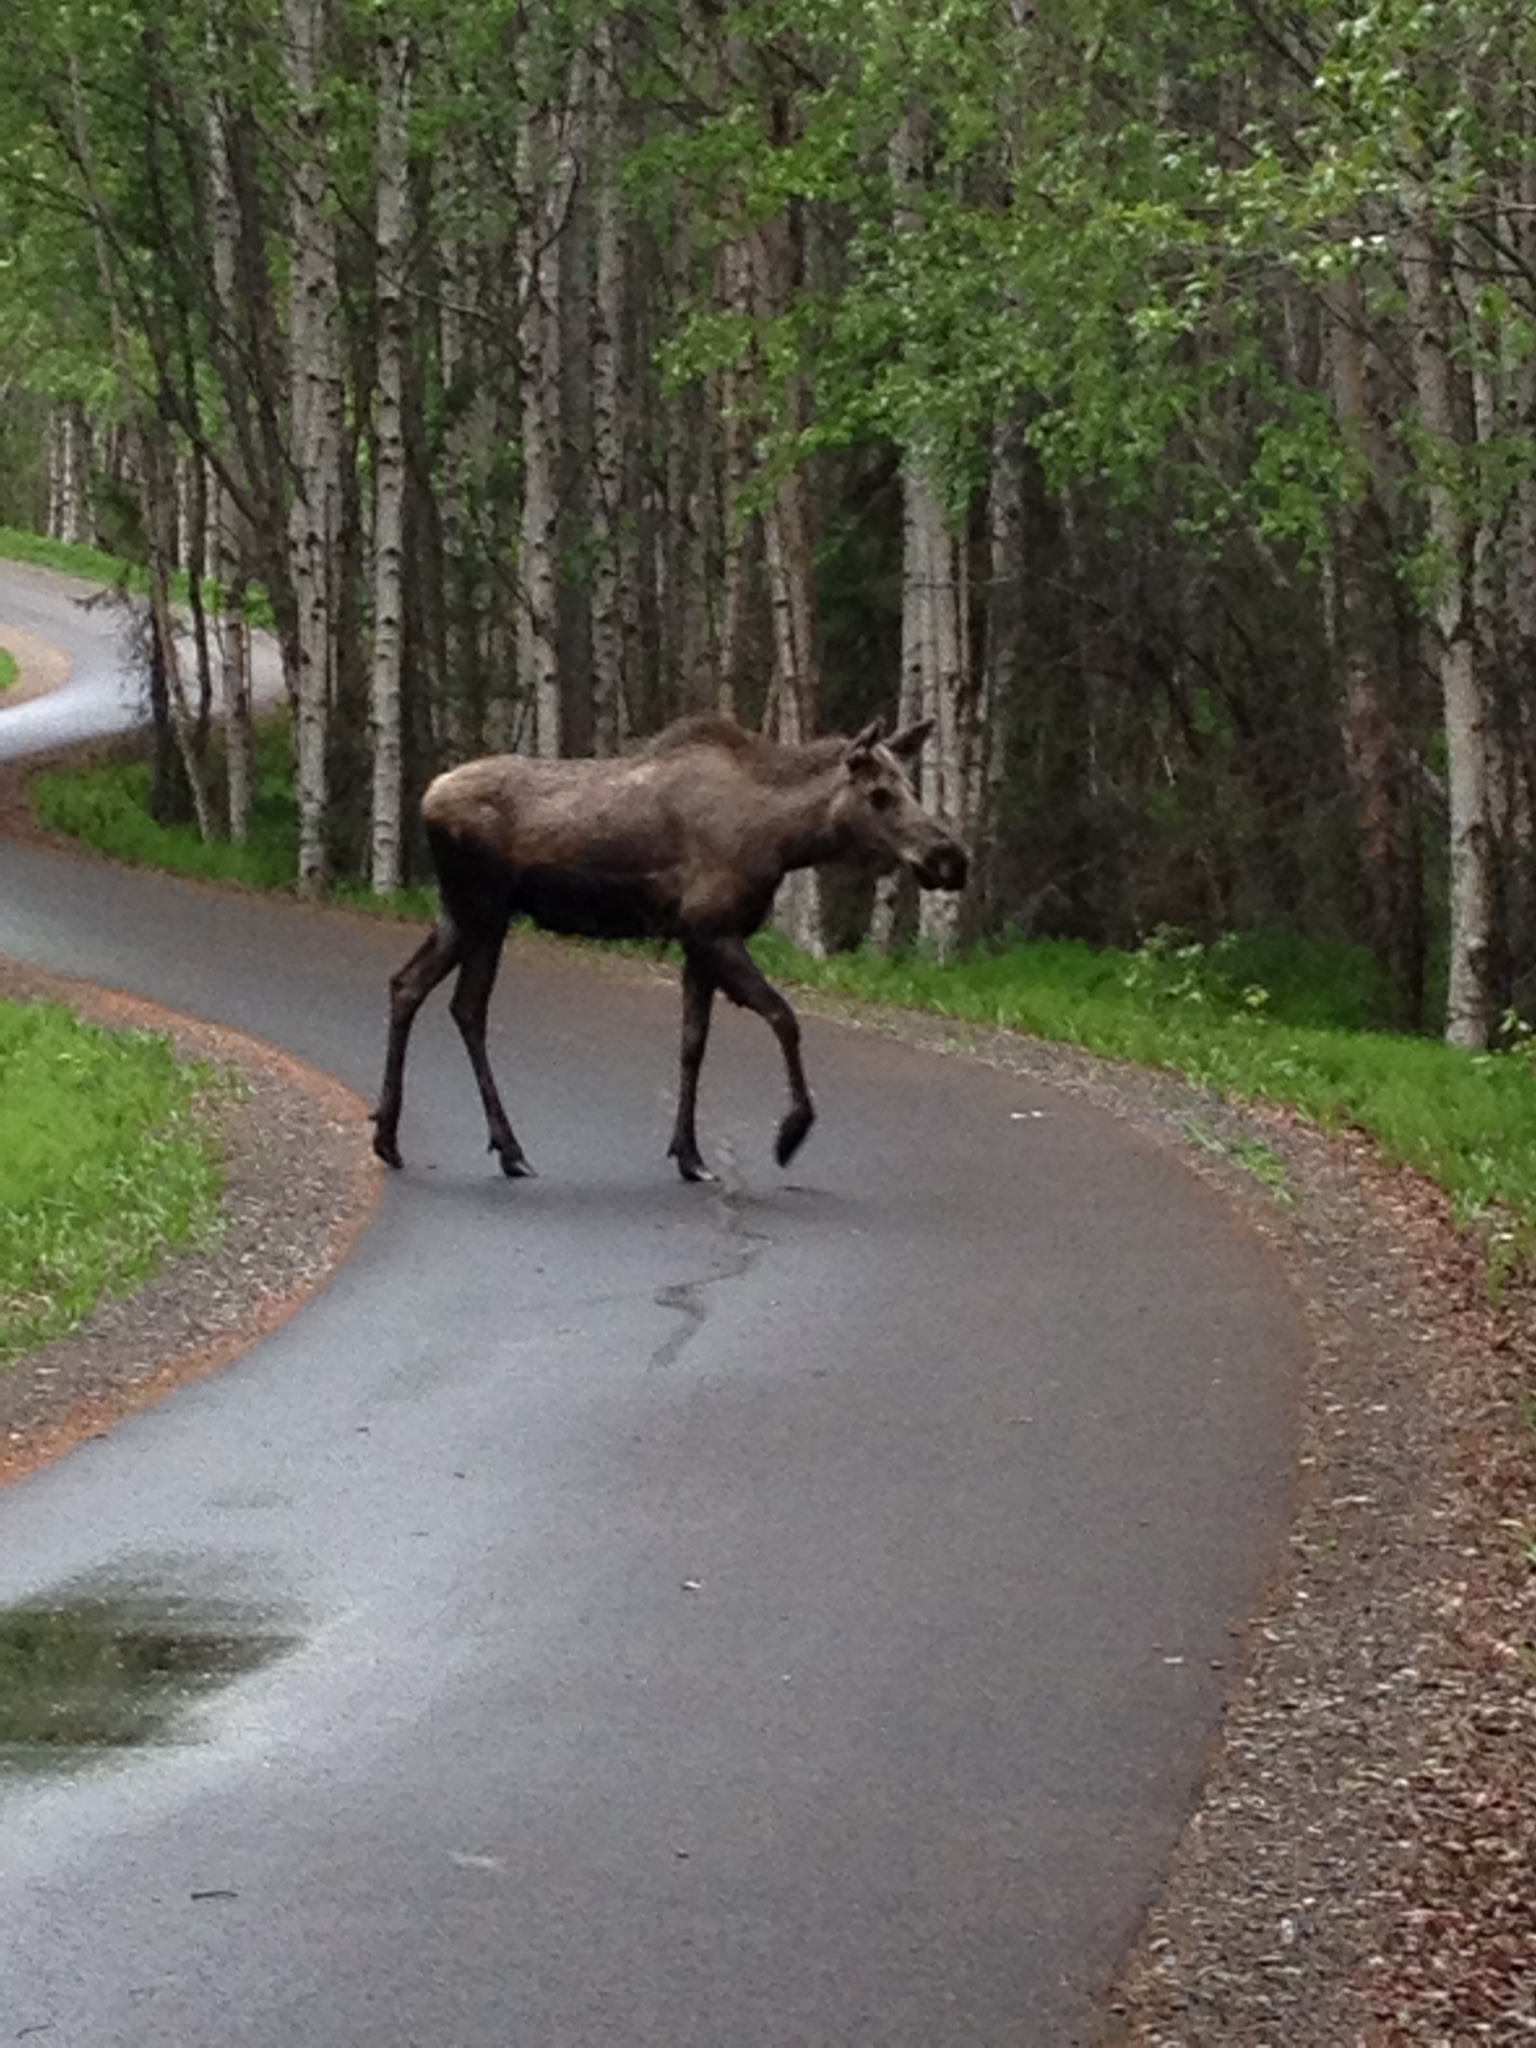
[
  {"left": 374, "top": 919, "right": 466, "bottom": 1167},
  {"left": 667, "top": 949, "right": 718, "bottom": 1182},
  {"left": 712, "top": 937, "right": 815, "bottom": 1168},
  {"left": 449, "top": 931, "right": 533, "bottom": 1178}
]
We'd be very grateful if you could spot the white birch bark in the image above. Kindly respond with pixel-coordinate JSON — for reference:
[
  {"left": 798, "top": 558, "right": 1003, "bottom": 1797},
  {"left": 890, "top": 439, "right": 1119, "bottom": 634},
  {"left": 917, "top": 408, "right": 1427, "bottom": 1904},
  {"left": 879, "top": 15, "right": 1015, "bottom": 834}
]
[
  {"left": 1402, "top": 207, "right": 1496, "bottom": 1047},
  {"left": 174, "top": 447, "right": 195, "bottom": 575},
  {"left": 518, "top": 99, "right": 575, "bottom": 759},
  {"left": 284, "top": 0, "right": 341, "bottom": 892},
  {"left": 205, "top": 47, "right": 254, "bottom": 843},
  {"left": 911, "top": 469, "right": 966, "bottom": 957},
  {"left": 869, "top": 479, "right": 931, "bottom": 953},
  {"left": 369, "top": 27, "right": 413, "bottom": 893},
  {"left": 589, "top": 17, "right": 628, "bottom": 753},
  {"left": 47, "top": 408, "right": 89, "bottom": 543}
]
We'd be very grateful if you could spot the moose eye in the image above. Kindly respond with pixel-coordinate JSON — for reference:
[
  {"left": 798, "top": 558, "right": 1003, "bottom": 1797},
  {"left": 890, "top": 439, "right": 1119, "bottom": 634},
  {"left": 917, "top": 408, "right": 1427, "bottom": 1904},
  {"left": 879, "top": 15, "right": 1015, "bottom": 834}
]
[{"left": 869, "top": 786, "right": 896, "bottom": 812}]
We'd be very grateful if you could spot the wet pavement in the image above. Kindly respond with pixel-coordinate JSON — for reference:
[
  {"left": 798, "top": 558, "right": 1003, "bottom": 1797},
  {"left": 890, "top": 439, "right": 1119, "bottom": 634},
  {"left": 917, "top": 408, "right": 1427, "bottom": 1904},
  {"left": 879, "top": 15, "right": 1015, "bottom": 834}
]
[
  {"left": 0, "top": 1567, "right": 298, "bottom": 1766},
  {"left": 0, "top": 562, "right": 1305, "bottom": 2047}
]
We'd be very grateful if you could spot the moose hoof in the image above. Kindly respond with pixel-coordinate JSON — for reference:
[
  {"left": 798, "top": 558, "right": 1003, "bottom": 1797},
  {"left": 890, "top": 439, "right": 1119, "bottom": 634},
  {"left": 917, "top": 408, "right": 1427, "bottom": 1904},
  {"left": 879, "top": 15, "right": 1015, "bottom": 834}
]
[
  {"left": 490, "top": 1139, "right": 536, "bottom": 1179},
  {"left": 774, "top": 1105, "right": 815, "bottom": 1169},
  {"left": 371, "top": 1122, "right": 404, "bottom": 1170},
  {"left": 670, "top": 1146, "right": 716, "bottom": 1185}
]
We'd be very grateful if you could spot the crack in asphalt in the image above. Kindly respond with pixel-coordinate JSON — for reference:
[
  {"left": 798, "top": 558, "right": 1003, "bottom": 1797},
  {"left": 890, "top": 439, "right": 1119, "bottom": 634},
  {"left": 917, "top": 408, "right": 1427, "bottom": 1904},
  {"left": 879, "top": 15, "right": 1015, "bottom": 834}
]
[{"left": 649, "top": 1181, "right": 772, "bottom": 1373}]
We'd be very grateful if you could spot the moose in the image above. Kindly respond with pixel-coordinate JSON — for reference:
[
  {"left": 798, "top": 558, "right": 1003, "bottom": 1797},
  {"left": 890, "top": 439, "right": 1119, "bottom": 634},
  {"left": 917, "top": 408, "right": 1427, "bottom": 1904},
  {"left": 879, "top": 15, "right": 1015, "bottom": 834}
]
[{"left": 372, "top": 713, "right": 969, "bottom": 1182}]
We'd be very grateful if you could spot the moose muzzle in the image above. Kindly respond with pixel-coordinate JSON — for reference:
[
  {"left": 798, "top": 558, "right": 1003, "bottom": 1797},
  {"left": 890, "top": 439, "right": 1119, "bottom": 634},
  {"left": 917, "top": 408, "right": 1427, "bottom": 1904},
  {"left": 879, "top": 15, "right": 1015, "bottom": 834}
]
[{"left": 912, "top": 839, "right": 970, "bottom": 892}]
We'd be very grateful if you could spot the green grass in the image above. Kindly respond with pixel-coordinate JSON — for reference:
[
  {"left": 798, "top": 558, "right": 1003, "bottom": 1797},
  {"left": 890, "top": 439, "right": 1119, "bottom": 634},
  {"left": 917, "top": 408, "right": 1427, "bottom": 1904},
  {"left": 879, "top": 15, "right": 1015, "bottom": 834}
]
[
  {"left": 31, "top": 721, "right": 437, "bottom": 917},
  {"left": 746, "top": 927, "right": 1536, "bottom": 1234},
  {"left": 0, "top": 526, "right": 149, "bottom": 592},
  {"left": 29, "top": 740, "right": 1536, "bottom": 1238},
  {"left": 34, "top": 752, "right": 303, "bottom": 890},
  {"left": 0, "top": 526, "right": 275, "bottom": 628},
  {"left": 0, "top": 647, "right": 17, "bottom": 695},
  {"left": 0, "top": 1001, "right": 227, "bottom": 1365}
]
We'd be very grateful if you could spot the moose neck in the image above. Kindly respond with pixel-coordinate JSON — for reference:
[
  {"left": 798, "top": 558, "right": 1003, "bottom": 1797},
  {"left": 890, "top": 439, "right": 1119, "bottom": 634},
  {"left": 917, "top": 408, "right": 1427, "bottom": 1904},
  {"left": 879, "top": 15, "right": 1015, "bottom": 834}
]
[{"left": 771, "top": 761, "right": 850, "bottom": 874}]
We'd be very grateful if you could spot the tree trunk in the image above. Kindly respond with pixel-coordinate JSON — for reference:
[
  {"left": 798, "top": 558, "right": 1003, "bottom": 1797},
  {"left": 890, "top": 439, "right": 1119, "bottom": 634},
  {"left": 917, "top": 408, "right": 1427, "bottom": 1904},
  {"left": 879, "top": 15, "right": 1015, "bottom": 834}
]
[
  {"left": 369, "top": 26, "right": 413, "bottom": 893},
  {"left": 589, "top": 19, "right": 629, "bottom": 753},
  {"left": 910, "top": 467, "right": 966, "bottom": 957},
  {"left": 974, "top": 417, "right": 1027, "bottom": 921},
  {"left": 48, "top": 405, "right": 90, "bottom": 543},
  {"left": 869, "top": 471, "right": 928, "bottom": 953},
  {"left": 284, "top": 0, "right": 341, "bottom": 892},
  {"left": 1323, "top": 279, "right": 1422, "bottom": 1023},
  {"left": 518, "top": 102, "right": 571, "bottom": 758},
  {"left": 203, "top": 64, "right": 254, "bottom": 844},
  {"left": 751, "top": 205, "right": 825, "bottom": 956},
  {"left": 1505, "top": 161, "right": 1536, "bottom": 1006},
  {"left": 1402, "top": 208, "right": 1497, "bottom": 1047}
]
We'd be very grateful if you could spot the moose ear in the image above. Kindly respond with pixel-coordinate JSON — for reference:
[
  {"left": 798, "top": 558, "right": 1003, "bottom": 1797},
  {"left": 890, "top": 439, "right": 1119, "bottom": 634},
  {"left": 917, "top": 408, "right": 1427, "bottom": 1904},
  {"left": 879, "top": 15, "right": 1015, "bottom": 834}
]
[
  {"left": 845, "top": 720, "right": 883, "bottom": 765},
  {"left": 887, "top": 717, "right": 935, "bottom": 761}
]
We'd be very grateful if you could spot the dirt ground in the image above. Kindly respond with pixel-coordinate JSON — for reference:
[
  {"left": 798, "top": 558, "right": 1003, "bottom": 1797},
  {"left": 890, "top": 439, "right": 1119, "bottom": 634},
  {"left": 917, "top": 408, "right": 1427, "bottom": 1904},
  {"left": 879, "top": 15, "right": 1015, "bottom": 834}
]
[{"left": 1, "top": 627, "right": 1532, "bottom": 2041}]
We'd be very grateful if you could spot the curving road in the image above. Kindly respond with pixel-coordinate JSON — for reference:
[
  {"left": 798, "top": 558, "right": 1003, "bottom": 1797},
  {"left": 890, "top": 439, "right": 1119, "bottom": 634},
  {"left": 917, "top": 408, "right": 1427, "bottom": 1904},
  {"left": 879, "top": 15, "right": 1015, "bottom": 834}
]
[{"left": 0, "top": 562, "right": 1301, "bottom": 2047}]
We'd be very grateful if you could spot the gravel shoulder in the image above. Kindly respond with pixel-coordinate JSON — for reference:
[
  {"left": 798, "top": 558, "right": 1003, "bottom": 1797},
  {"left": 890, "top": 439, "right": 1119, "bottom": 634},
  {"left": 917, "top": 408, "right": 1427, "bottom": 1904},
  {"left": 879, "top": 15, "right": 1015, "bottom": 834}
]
[
  {"left": 768, "top": 995, "right": 1536, "bottom": 2046},
  {"left": 0, "top": 956, "right": 380, "bottom": 1489}
]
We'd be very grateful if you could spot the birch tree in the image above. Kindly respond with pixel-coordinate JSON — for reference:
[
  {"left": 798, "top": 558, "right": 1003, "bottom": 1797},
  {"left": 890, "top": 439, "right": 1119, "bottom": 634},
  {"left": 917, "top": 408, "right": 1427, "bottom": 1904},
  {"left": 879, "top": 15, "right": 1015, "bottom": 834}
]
[
  {"left": 588, "top": 15, "right": 631, "bottom": 753},
  {"left": 204, "top": 31, "right": 254, "bottom": 843},
  {"left": 284, "top": 0, "right": 342, "bottom": 892},
  {"left": 517, "top": 92, "right": 576, "bottom": 759},
  {"left": 369, "top": 24, "right": 414, "bottom": 893}
]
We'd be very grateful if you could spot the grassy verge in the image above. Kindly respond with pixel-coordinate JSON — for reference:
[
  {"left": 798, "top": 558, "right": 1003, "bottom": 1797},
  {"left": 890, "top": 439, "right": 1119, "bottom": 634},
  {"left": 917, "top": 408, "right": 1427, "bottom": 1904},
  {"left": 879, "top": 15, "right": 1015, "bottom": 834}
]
[
  {"left": 747, "top": 927, "right": 1536, "bottom": 1237},
  {"left": 31, "top": 740, "right": 438, "bottom": 918},
  {"left": 0, "top": 526, "right": 275, "bottom": 629},
  {"left": 27, "top": 740, "right": 1536, "bottom": 1238},
  {"left": 0, "top": 526, "right": 149, "bottom": 593},
  {"left": 0, "top": 1001, "right": 227, "bottom": 1365},
  {"left": 0, "top": 647, "right": 17, "bottom": 695}
]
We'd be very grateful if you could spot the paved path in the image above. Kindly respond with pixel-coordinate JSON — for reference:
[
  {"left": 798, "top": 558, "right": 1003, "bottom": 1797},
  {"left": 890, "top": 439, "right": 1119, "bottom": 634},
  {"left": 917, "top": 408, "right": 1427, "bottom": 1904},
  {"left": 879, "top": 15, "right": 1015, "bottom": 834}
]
[
  {"left": 0, "top": 556, "right": 283, "bottom": 749},
  {"left": 0, "top": 562, "right": 1302, "bottom": 2047}
]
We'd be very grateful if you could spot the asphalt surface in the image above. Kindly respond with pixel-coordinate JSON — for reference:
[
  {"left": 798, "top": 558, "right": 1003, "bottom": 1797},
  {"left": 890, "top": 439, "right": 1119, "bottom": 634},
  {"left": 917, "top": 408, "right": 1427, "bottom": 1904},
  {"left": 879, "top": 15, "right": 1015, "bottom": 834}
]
[{"left": 0, "top": 562, "right": 1303, "bottom": 2046}]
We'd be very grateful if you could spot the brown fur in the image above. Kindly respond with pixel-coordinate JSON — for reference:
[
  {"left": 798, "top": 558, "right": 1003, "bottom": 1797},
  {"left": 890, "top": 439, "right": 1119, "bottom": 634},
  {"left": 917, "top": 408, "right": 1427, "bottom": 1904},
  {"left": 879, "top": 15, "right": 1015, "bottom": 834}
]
[{"left": 372, "top": 714, "right": 968, "bottom": 1181}]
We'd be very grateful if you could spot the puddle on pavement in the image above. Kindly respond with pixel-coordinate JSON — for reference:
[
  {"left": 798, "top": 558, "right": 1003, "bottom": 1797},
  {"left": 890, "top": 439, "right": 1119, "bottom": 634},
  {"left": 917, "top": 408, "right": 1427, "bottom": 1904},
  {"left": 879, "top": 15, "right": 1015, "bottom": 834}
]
[{"left": 0, "top": 1568, "right": 299, "bottom": 1774}]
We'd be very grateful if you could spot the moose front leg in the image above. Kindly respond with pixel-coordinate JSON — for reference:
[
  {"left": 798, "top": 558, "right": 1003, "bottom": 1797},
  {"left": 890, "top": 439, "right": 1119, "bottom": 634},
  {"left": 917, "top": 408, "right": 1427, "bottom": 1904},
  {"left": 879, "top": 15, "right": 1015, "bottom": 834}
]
[
  {"left": 374, "top": 919, "right": 466, "bottom": 1168},
  {"left": 711, "top": 936, "right": 816, "bottom": 1168},
  {"left": 668, "top": 948, "right": 718, "bottom": 1182}
]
